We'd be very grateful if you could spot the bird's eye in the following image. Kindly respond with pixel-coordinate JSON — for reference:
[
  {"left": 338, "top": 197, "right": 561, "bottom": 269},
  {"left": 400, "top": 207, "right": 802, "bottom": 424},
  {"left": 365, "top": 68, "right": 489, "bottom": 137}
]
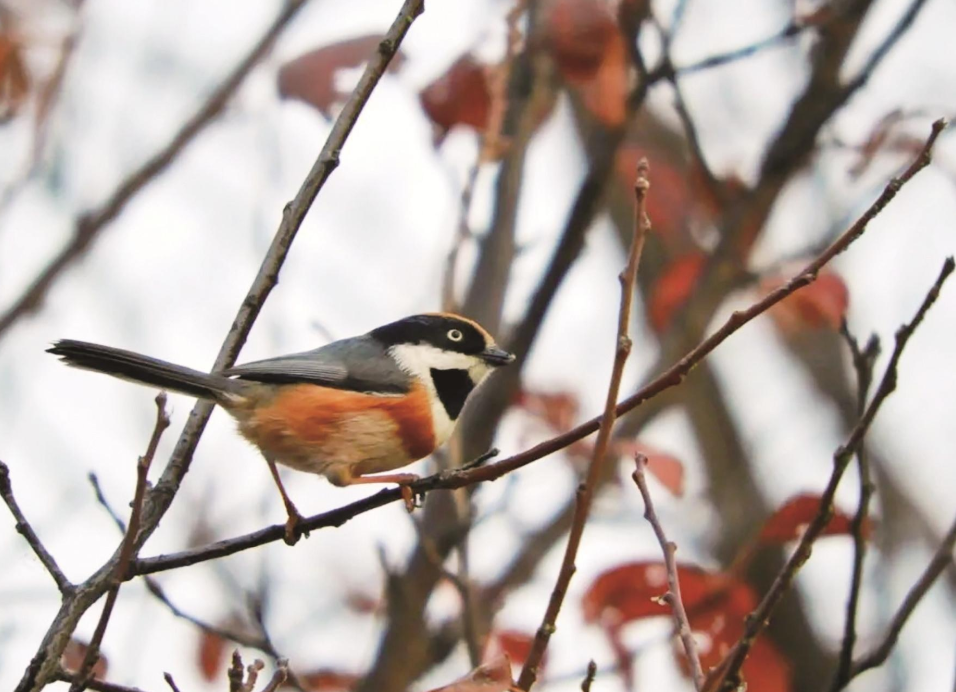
[{"left": 447, "top": 329, "right": 464, "bottom": 342}]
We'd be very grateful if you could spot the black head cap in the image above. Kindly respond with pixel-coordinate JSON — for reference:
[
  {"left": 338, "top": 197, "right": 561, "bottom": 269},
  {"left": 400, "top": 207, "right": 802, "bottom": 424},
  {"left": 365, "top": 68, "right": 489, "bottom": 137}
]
[{"left": 370, "top": 313, "right": 514, "bottom": 366}]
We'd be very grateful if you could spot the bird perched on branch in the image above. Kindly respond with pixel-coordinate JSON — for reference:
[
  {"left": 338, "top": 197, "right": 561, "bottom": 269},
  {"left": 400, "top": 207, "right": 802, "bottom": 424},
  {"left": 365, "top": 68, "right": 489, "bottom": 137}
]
[{"left": 49, "top": 313, "right": 514, "bottom": 543}]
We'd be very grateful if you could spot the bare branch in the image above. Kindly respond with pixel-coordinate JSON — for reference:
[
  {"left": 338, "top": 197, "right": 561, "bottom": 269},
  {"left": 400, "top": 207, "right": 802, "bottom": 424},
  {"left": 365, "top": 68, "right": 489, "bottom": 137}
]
[
  {"left": 632, "top": 454, "right": 704, "bottom": 690},
  {"left": 15, "top": 2, "right": 425, "bottom": 689},
  {"left": 515, "top": 159, "right": 651, "bottom": 690},
  {"left": 130, "top": 122, "right": 947, "bottom": 580},
  {"left": 54, "top": 671, "right": 148, "bottom": 692},
  {"left": 831, "top": 325, "right": 881, "bottom": 690},
  {"left": 849, "top": 513, "right": 956, "bottom": 680},
  {"left": 163, "top": 672, "right": 182, "bottom": 692},
  {"left": 0, "top": 0, "right": 312, "bottom": 339},
  {"left": 706, "top": 256, "right": 955, "bottom": 691},
  {"left": 580, "top": 661, "right": 597, "bottom": 692},
  {"left": 69, "top": 394, "right": 170, "bottom": 692},
  {"left": 0, "top": 461, "right": 73, "bottom": 595}
]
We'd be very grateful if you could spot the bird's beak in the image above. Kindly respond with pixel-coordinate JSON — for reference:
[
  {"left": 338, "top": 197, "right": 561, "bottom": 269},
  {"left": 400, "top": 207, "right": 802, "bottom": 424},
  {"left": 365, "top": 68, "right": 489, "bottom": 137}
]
[{"left": 480, "top": 345, "right": 515, "bottom": 366}]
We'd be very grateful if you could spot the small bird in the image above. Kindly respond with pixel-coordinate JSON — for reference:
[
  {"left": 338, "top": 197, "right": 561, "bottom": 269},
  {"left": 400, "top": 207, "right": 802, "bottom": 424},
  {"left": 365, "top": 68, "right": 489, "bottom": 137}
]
[{"left": 49, "top": 313, "right": 514, "bottom": 542}]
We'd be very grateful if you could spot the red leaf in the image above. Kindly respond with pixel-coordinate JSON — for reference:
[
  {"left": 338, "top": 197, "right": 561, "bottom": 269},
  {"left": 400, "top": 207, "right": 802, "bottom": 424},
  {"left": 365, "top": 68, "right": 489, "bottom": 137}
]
[
  {"left": 764, "top": 271, "right": 849, "bottom": 333},
  {"left": 676, "top": 594, "right": 791, "bottom": 692},
  {"left": 543, "top": 0, "right": 618, "bottom": 82},
  {"left": 647, "top": 253, "right": 707, "bottom": 332},
  {"left": 420, "top": 55, "right": 491, "bottom": 136},
  {"left": 613, "top": 439, "right": 686, "bottom": 496},
  {"left": 515, "top": 389, "right": 580, "bottom": 433},
  {"left": 278, "top": 35, "right": 405, "bottom": 115},
  {"left": 0, "top": 31, "right": 30, "bottom": 121},
  {"left": 759, "top": 493, "right": 868, "bottom": 544},
  {"left": 578, "top": 29, "right": 628, "bottom": 126},
  {"left": 61, "top": 638, "right": 108, "bottom": 681},
  {"left": 485, "top": 630, "right": 540, "bottom": 670},
  {"left": 298, "top": 669, "right": 361, "bottom": 691},
  {"left": 425, "top": 655, "right": 516, "bottom": 692},
  {"left": 197, "top": 630, "right": 227, "bottom": 682},
  {"left": 582, "top": 562, "right": 735, "bottom": 626}
]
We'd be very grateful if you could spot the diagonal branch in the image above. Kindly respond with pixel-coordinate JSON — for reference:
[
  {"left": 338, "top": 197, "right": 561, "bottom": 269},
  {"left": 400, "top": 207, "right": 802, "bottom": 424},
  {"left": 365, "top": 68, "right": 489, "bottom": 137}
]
[
  {"left": 15, "top": 3, "right": 425, "bottom": 691},
  {"left": 0, "top": 0, "right": 312, "bottom": 340},
  {"left": 0, "top": 461, "right": 74, "bottom": 595},
  {"left": 515, "top": 158, "right": 651, "bottom": 691},
  {"left": 705, "top": 256, "right": 955, "bottom": 691},
  {"left": 632, "top": 453, "right": 704, "bottom": 689},
  {"left": 129, "top": 119, "right": 948, "bottom": 579},
  {"left": 848, "top": 512, "right": 956, "bottom": 680},
  {"left": 68, "top": 394, "right": 170, "bottom": 692},
  {"left": 831, "top": 325, "right": 880, "bottom": 690}
]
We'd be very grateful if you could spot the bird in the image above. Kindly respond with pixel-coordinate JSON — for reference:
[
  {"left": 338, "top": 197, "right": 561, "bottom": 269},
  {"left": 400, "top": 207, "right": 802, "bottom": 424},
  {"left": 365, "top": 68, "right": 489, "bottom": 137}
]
[{"left": 48, "top": 313, "right": 515, "bottom": 543}]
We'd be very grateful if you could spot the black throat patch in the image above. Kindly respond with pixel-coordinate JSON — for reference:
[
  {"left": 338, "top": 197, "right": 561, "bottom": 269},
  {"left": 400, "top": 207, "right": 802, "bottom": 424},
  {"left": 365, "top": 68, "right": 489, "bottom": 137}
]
[{"left": 430, "top": 368, "right": 475, "bottom": 420}]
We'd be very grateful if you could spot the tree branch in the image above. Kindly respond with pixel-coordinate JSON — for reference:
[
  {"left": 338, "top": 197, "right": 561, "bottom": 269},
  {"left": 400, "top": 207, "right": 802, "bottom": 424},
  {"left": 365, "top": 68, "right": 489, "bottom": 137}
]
[
  {"left": 69, "top": 394, "right": 170, "bottom": 692},
  {"left": 848, "top": 512, "right": 956, "bottom": 681},
  {"left": 0, "top": 0, "right": 311, "bottom": 339},
  {"left": 632, "top": 454, "right": 704, "bottom": 690},
  {"left": 130, "top": 119, "right": 947, "bottom": 579},
  {"left": 0, "top": 461, "right": 73, "bottom": 596},
  {"left": 831, "top": 325, "right": 881, "bottom": 690},
  {"left": 515, "top": 158, "right": 651, "bottom": 691},
  {"left": 705, "top": 256, "right": 955, "bottom": 691},
  {"left": 14, "top": 3, "right": 425, "bottom": 690}
]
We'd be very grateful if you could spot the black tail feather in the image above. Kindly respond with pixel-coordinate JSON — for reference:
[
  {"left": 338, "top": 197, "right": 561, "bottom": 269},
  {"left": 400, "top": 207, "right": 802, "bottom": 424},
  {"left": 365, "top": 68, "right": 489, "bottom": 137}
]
[{"left": 48, "top": 340, "right": 239, "bottom": 402}]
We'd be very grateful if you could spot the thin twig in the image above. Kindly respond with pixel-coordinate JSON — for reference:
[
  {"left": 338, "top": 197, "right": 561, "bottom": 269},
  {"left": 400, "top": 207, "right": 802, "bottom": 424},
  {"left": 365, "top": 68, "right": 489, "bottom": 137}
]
[
  {"left": 849, "top": 512, "right": 956, "bottom": 680},
  {"left": 580, "top": 661, "right": 597, "bottom": 692},
  {"left": 0, "top": 0, "right": 312, "bottom": 339},
  {"left": 69, "top": 394, "right": 170, "bottom": 692},
  {"left": 88, "top": 472, "right": 277, "bottom": 654},
  {"left": 515, "top": 159, "right": 651, "bottom": 690},
  {"left": 16, "top": 3, "right": 425, "bottom": 690},
  {"left": 705, "top": 256, "right": 955, "bottom": 691},
  {"left": 163, "top": 672, "right": 182, "bottom": 692},
  {"left": 0, "top": 462, "right": 73, "bottom": 595},
  {"left": 260, "top": 660, "right": 290, "bottom": 692},
  {"left": 831, "top": 325, "right": 881, "bottom": 690},
  {"left": 632, "top": 454, "right": 704, "bottom": 690},
  {"left": 842, "top": 0, "right": 930, "bottom": 96},
  {"left": 127, "top": 120, "right": 948, "bottom": 578},
  {"left": 54, "top": 670, "right": 148, "bottom": 692},
  {"left": 673, "top": 22, "right": 802, "bottom": 76}
]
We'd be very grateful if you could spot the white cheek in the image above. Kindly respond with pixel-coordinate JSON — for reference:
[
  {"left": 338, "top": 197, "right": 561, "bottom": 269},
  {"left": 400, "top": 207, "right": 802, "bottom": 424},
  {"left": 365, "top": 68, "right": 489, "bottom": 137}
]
[
  {"left": 389, "top": 343, "right": 484, "bottom": 446},
  {"left": 389, "top": 343, "right": 478, "bottom": 377}
]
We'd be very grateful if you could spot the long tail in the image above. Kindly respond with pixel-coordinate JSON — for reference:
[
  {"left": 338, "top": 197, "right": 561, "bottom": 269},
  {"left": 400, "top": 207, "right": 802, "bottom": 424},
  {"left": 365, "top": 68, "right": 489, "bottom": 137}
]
[{"left": 48, "top": 339, "right": 242, "bottom": 402}]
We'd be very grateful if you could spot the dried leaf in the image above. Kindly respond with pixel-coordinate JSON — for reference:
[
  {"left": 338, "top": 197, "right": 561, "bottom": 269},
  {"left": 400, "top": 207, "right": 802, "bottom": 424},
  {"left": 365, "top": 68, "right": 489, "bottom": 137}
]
[
  {"left": 420, "top": 55, "right": 492, "bottom": 137},
  {"left": 0, "top": 31, "right": 30, "bottom": 121},
  {"left": 278, "top": 35, "right": 405, "bottom": 115},
  {"left": 426, "top": 655, "right": 516, "bottom": 692},
  {"left": 582, "top": 562, "right": 734, "bottom": 626},
  {"left": 197, "top": 630, "right": 227, "bottom": 682},
  {"left": 759, "top": 493, "right": 868, "bottom": 544},
  {"left": 543, "top": 0, "right": 618, "bottom": 82},
  {"left": 675, "top": 592, "right": 790, "bottom": 692},
  {"left": 764, "top": 271, "right": 849, "bottom": 333},
  {"left": 515, "top": 389, "right": 580, "bottom": 433},
  {"left": 485, "top": 629, "right": 540, "bottom": 670},
  {"left": 647, "top": 253, "right": 707, "bottom": 332},
  {"left": 61, "top": 638, "right": 108, "bottom": 680},
  {"left": 578, "top": 28, "right": 628, "bottom": 126}
]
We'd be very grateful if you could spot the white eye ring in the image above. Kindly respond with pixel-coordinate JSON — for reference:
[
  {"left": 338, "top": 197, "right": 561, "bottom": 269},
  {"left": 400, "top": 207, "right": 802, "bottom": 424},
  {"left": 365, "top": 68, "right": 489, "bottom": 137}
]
[{"left": 447, "top": 329, "right": 464, "bottom": 342}]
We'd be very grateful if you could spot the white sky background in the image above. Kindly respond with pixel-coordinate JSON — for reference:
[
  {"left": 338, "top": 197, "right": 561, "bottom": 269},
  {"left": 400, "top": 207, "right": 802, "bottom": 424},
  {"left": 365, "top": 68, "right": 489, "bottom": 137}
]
[{"left": 0, "top": 0, "right": 955, "bottom": 690}]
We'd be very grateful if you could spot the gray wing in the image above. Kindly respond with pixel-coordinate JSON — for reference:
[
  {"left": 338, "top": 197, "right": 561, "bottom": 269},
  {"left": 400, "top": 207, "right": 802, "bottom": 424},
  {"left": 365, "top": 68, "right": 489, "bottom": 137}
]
[{"left": 223, "top": 335, "right": 411, "bottom": 394}]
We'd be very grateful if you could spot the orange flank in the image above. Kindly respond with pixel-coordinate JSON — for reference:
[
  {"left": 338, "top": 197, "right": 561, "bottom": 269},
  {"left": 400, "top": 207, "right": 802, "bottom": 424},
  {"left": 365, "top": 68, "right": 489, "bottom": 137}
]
[{"left": 237, "top": 381, "right": 436, "bottom": 480}]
